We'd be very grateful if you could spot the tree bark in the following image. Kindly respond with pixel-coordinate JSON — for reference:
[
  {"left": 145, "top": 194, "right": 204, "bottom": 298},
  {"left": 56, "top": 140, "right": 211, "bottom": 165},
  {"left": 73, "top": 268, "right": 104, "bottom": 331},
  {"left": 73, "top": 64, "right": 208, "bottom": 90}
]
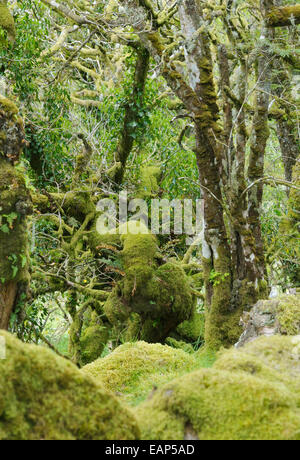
[
  {"left": 0, "top": 281, "right": 18, "bottom": 330},
  {"left": 132, "top": 0, "right": 270, "bottom": 348},
  {"left": 114, "top": 46, "right": 150, "bottom": 185},
  {"left": 272, "top": 65, "right": 299, "bottom": 186},
  {"left": 266, "top": 6, "right": 300, "bottom": 27}
]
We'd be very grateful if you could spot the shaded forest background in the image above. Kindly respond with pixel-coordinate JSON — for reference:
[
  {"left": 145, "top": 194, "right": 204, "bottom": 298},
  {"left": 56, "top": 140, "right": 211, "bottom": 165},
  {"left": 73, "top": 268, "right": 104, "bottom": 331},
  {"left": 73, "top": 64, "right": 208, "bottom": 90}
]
[{"left": 0, "top": 0, "right": 299, "bottom": 366}]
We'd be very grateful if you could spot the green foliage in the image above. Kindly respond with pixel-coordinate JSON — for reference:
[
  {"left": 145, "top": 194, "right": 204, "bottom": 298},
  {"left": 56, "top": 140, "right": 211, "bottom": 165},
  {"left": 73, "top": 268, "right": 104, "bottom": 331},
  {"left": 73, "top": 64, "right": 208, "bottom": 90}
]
[
  {"left": 209, "top": 270, "right": 230, "bottom": 287},
  {"left": 0, "top": 1, "right": 50, "bottom": 98}
]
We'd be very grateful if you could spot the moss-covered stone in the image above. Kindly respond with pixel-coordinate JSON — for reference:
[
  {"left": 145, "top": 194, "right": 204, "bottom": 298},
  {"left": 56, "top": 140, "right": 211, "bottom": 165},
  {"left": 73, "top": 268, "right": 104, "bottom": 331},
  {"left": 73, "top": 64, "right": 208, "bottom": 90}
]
[
  {"left": 82, "top": 341, "right": 199, "bottom": 406},
  {"left": 0, "top": 331, "right": 139, "bottom": 440},
  {"left": 215, "top": 335, "right": 300, "bottom": 397},
  {"left": 135, "top": 366, "right": 300, "bottom": 440},
  {"left": 236, "top": 294, "right": 300, "bottom": 347},
  {"left": 277, "top": 295, "right": 300, "bottom": 335}
]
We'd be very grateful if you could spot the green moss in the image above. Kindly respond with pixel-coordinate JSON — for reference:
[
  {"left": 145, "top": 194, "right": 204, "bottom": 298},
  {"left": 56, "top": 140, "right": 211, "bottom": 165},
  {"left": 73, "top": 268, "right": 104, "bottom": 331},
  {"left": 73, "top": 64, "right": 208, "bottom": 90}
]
[
  {"left": 0, "top": 1, "right": 16, "bottom": 44},
  {"left": 280, "top": 162, "right": 299, "bottom": 284},
  {"left": 276, "top": 295, "right": 300, "bottom": 335},
  {"left": 51, "top": 191, "right": 95, "bottom": 222},
  {"left": 82, "top": 341, "right": 199, "bottom": 406},
  {"left": 288, "top": 161, "right": 300, "bottom": 227},
  {"left": 144, "top": 262, "right": 195, "bottom": 319},
  {"left": 107, "top": 162, "right": 123, "bottom": 181},
  {"left": 121, "top": 223, "right": 158, "bottom": 301},
  {"left": 137, "top": 165, "right": 162, "bottom": 199},
  {"left": 0, "top": 160, "right": 31, "bottom": 282},
  {"left": 0, "top": 96, "right": 24, "bottom": 162},
  {"left": 266, "top": 5, "right": 300, "bottom": 27},
  {"left": 165, "top": 337, "right": 194, "bottom": 353},
  {"left": 205, "top": 269, "right": 268, "bottom": 350},
  {"left": 135, "top": 366, "right": 300, "bottom": 440},
  {"left": 0, "top": 95, "right": 18, "bottom": 115},
  {"left": 205, "top": 301, "right": 242, "bottom": 350},
  {"left": 80, "top": 314, "right": 109, "bottom": 366},
  {"left": 31, "top": 193, "right": 50, "bottom": 211},
  {"left": 196, "top": 346, "right": 217, "bottom": 368},
  {"left": 215, "top": 335, "right": 300, "bottom": 396},
  {"left": 202, "top": 243, "right": 237, "bottom": 350},
  {"left": 88, "top": 220, "right": 121, "bottom": 252},
  {"left": 176, "top": 310, "right": 205, "bottom": 344},
  {"left": 239, "top": 294, "right": 300, "bottom": 341},
  {"left": 0, "top": 331, "right": 140, "bottom": 440},
  {"left": 102, "top": 221, "right": 195, "bottom": 343}
]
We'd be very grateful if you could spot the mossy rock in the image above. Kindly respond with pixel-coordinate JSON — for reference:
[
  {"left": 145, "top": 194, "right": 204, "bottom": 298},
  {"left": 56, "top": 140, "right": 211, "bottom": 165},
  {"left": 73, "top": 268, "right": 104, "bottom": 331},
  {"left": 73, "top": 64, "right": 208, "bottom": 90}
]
[
  {"left": 135, "top": 366, "right": 300, "bottom": 440},
  {"left": 0, "top": 94, "right": 18, "bottom": 115},
  {"left": 236, "top": 294, "right": 300, "bottom": 347},
  {"left": 82, "top": 341, "right": 199, "bottom": 406},
  {"left": 215, "top": 335, "right": 300, "bottom": 397},
  {"left": 277, "top": 295, "right": 300, "bottom": 335},
  {"left": 0, "top": 331, "right": 139, "bottom": 440}
]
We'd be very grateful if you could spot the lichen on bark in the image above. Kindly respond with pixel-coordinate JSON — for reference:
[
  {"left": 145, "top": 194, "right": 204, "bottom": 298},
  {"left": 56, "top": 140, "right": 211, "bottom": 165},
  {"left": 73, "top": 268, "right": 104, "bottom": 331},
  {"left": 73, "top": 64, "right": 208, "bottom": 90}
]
[
  {"left": 0, "top": 97, "right": 31, "bottom": 330},
  {"left": 0, "top": 0, "right": 16, "bottom": 44}
]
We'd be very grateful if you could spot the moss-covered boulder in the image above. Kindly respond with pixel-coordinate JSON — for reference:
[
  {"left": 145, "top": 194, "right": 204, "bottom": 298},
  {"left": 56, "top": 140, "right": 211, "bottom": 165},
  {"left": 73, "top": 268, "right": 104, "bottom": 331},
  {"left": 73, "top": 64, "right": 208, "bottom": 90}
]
[
  {"left": 82, "top": 341, "right": 199, "bottom": 406},
  {"left": 0, "top": 331, "right": 139, "bottom": 440},
  {"left": 236, "top": 294, "right": 300, "bottom": 347},
  {"left": 215, "top": 335, "right": 300, "bottom": 397},
  {"left": 135, "top": 366, "right": 300, "bottom": 440}
]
